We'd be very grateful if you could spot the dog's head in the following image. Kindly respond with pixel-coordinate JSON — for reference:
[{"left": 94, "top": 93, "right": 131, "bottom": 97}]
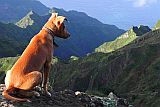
[{"left": 44, "top": 13, "right": 70, "bottom": 39}]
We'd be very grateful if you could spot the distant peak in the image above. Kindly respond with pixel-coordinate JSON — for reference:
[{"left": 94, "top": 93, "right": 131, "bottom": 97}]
[
  {"left": 49, "top": 8, "right": 57, "bottom": 14},
  {"left": 28, "top": 10, "right": 34, "bottom": 15},
  {"left": 118, "top": 25, "right": 151, "bottom": 39},
  {"left": 129, "top": 25, "right": 151, "bottom": 36},
  {"left": 130, "top": 26, "right": 138, "bottom": 32},
  {"left": 138, "top": 25, "right": 145, "bottom": 28},
  {"left": 27, "top": 10, "right": 39, "bottom": 17},
  {"left": 138, "top": 25, "right": 150, "bottom": 30}
]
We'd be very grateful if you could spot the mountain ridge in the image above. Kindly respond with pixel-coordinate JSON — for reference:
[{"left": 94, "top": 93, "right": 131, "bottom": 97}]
[
  {"left": 0, "top": 0, "right": 49, "bottom": 23},
  {"left": 95, "top": 25, "right": 151, "bottom": 53},
  {"left": 1, "top": 8, "right": 125, "bottom": 59},
  {"left": 0, "top": 0, "right": 125, "bottom": 59}
]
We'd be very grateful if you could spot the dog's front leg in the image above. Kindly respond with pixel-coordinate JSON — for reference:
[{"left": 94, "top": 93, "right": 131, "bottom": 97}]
[{"left": 42, "top": 62, "right": 51, "bottom": 96}]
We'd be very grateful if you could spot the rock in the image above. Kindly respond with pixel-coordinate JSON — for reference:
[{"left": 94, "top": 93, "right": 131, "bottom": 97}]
[
  {"left": 107, "top": 92, "right": 118, "bottom": 100},
  {"left": 98, "top": 92, "right": 132, "bottom": 107},
  {"left": 75, "top": 91, "right": 91, "bottom": 103},
  {"left": 117, "top": 98, "right": 129, "bottom": 107},
  {"left": 75, "top": 91, "right": 81, "bottom": 96},
  {"left": 90, "top": 96, "right": 103, "bottom": 107},
  {"left": 90, "top": 103, "right": 96, "bottom": 107}
]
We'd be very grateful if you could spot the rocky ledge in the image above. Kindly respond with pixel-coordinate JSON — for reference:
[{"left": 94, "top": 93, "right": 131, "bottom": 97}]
[
  {"left": 0, "top": 89, "right": 104, "bottom": 107},
  {"left": 0, "top": 89, "right": 131, "bottom": 107}
]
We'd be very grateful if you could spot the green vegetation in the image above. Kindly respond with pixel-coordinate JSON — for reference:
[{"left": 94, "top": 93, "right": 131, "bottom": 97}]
[
  {"left": 50, "top": 29, "right": 160, "bottom": 107},
  {"left": 0, "top": 57, "right": 18, "bottom": 83},
  {"left": 95, "top": 31, "right": 137, "bottom": 53},
  {"left": 154, "top": 20, "right": 160, "bottom": 30},
  {"left": 0, "top": 57, "right": 18, "bottom": 72},
  {"left": 95, "top": 25, "right": 151, "bottom": 53},
  {"left": 16, "top": 11, "right": 44, "bottom": 30},
  {"left": 0, "top": 22, "right": 29, "bottom": 57}
]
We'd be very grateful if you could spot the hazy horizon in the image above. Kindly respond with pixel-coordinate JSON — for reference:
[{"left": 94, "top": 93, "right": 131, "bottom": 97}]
[{"left": 37, "top": 0, "right": 160, "bottom": 30}]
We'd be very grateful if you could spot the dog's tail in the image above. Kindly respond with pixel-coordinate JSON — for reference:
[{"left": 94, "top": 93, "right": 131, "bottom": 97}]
[{"left": 2, "top": 88, "right": 30, "bottom": 102}]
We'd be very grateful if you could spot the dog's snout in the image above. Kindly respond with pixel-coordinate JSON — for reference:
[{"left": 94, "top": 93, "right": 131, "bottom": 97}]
[
  {"left": 64, "top": 33, "right": 70, "bottom": 39},
  {"left": 68, "top": 33, "right": 70, "bottom": 37},
  {"left": 66, "top": 31, "right": 70, "bottom": 37}
]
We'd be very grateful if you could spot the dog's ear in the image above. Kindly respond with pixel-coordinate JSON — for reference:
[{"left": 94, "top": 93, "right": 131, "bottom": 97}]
[
  {"left": 57, "top": 16, "right": 66, "bottom": 26},
  {"left": 48, "top": 13, "right": 58, "bottom": 21},
  {"left": 52, "top": 13, "right": 58, "bottom": 17}
]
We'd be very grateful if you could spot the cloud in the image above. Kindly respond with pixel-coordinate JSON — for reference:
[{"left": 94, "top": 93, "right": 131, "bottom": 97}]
[{"left": 129, "top": 0, "right": 157, "bottom": 7}]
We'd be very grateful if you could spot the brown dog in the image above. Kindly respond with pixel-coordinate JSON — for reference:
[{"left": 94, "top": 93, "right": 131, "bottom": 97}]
[{"left": 2, "top": 13, "right": 70, "bottom": 102}]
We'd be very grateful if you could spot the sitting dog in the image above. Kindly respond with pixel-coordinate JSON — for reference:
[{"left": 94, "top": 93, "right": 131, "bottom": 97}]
[{"left": 2, "top": 13, "right": 70, "bottom": 102}]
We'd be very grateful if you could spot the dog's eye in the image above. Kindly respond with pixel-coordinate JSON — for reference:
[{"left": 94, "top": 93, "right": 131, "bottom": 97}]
[{"left": 61, "top": 23, "right": 65, "bottom": 30}]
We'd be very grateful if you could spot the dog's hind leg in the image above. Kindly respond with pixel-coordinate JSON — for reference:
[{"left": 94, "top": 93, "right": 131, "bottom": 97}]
[
  {"left": 3, "top": 71, "right": 42, "bottom": 102},
  {"left": 18, "top": 71, "right": 42, "bottom": 91}
]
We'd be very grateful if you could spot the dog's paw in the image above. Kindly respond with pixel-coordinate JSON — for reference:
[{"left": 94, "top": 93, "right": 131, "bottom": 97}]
[
  {"left": 34, "top": 86, "right": 42, "bottom": 92},
  {"left": 41, "top": 88, "right": 51, "bottom": 96},
  {"left": 33, "top": 91, "right": 40, "bottom": 97},
  {"left": 45, "top": 91, "right": 51, "bottom": 97}
]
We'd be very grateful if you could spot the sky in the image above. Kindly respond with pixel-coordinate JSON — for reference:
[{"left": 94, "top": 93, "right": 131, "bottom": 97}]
[{"left": 37, "top": 0, "right": 160, "bottom": 29}]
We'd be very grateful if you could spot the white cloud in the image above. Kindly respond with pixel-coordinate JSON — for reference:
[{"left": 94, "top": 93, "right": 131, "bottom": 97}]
[{"left": 128, "top": 0, "right": 157, "bottom": 7}]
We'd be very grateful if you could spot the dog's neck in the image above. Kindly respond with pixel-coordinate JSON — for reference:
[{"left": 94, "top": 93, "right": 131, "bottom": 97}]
[
  {"left": 42, "top": 26, "right": 59, "bottom": 47},
  {"left": 43, "top": 27, "right": 55, "bottom": 37}
]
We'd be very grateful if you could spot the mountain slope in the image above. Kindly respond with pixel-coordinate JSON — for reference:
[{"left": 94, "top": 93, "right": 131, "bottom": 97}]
[
  {"left": 1, "top": 29, "right": 160, "bottom": 106},
  {"left": 0, "top": 22, "right": 28, "bottom": 57},
  {"left": 54, "top": 8, "right": 125, "bottom": 58},
  {"left": 0, "top": 0, "right": 49, "bottom": 23},
  {"left": 14, "top": 9, "right": 125, "bottom": 59},
  {"left": 95, "top": 25, "right": 151, "bottom": 53},
  {"left": 0, "top": 12, "right": 43, "bottom": 58},
  {"left": 48, "top": 29, "right": 160, "bottom": 107},
  {"left": 0, "top": 9, "right": 125, "bottom": 59}
]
